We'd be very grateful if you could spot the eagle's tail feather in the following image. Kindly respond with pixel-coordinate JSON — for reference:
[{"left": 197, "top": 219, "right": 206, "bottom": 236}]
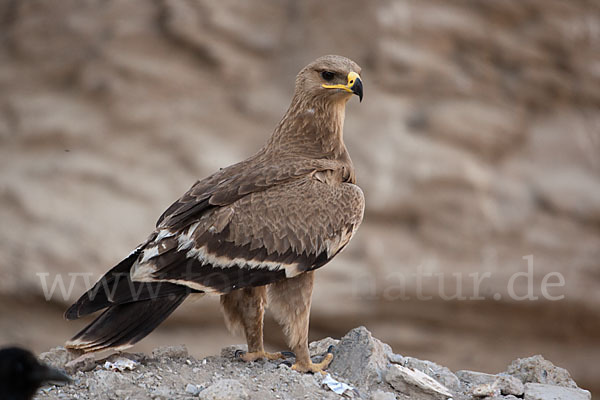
[{"left": 65, "top": 293, "right": 188, "bottom": 353}]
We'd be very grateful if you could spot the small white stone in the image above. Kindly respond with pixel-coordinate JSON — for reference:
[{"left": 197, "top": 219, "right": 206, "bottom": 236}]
[{"left": 186, "top": 383, "right": 200, "bottom": 395}]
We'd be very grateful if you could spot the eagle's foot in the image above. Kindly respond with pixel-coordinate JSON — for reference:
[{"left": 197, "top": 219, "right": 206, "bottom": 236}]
[
  {"left": 291, "top": 352, "right": 333, "bottom": 374},
  {"left": 235, "top": 350, "right": 291, "bottom": 362}
]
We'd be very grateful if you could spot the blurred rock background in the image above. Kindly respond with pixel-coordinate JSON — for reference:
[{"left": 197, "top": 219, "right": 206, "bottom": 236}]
[{"left": 0, "top": 0, "right": 598, "bottom": 395}]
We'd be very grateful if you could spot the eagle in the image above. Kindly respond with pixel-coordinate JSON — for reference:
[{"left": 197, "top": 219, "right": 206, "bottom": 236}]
[{"left": 65, "top": 55, "right": 365, "bottom": 373}]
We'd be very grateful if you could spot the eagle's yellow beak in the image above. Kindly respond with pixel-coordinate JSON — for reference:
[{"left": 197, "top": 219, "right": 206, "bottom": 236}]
[{"left": 322, "top": 71, "right": 363, "bottom": 102}]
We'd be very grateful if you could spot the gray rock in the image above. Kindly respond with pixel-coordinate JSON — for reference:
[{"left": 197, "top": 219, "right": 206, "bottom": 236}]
[
  {"left": 151, "top": 344, "right": 189, "bottom": 359},
  {"left": 64, "top": 353, "right": 98, "bottom": 373},
  {"left": 199, "top": 379, "right": 249, "bottom": 400},
  {"left": 495, "top": 374, "right": 525, "bottom": 396},
  {"left": 88, "top": 369, "right": 133, "bottom": 395},
  {"left": 524, "top": 383, "right": 591, "bottom": 400},
  {"left": 385, "top": 364, "right": 453, "bottom": 400},
  {"left": 505, "top": 355, "right": 577, "bottom": 387},
  {"left": 39, "top": 347, "right": 75, "bottom": 369},
  {"left": 455, "top": 370, "right": 497, "bottom": 387},
  {"left": 459, "top": 370, "right": 525, "bottom": 398},
  {"left": 398, "top": 356, "right": 460, "bottom": 392},
  {"left": 370, "top": 389, "right": 396, "bottom": 400},
  {"left": 186, "top": 383, "right": 201, "bottom": 395},
  {"left": 151, "top": 385, "right": 173, "bottom": 399},
  {"left": 484, "top": 397, "right": 519, "bottom": 400},
  {"left": 328, "top": 326, "right": 392, "bottom": 388},
  {"left": 387, "top": 353, "right": 404, "bottom": 365},
  {"left": 114, "top": 388, "right": 139, "bottom": 398},
  {"left": 471, "top": 383, "right": 500, "bottom": 397},
  {"left": 300, "top": 373, "right": 318, "bottom": 388}
]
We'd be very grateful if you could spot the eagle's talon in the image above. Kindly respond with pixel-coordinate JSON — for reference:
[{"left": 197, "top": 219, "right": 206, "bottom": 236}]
[
  {"left": 281, "top": 351, "right": 296, "bottom": 358},
  {"left": 280, "top": 360, "right": 293, "bottom": 368},
  {"left": 311, "top": 346, "right": 335, "bottom": 363},
  {"left": 291, "top": 353, "right": 334, "bottom": 374},
  {"left": 236, "top": 350, "right": 287, "bottom": 362},
  {"left": 234, "top": 350, "right": 246, "bottom": 359}
]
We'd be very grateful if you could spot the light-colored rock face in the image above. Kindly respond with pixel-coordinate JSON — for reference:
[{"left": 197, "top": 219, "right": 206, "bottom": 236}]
[
  {"left": 328, "top": 326, "right": 391, "bottom": 388},
  {"left": 0, "top": 0, "right": 599, "bottom": 396}
]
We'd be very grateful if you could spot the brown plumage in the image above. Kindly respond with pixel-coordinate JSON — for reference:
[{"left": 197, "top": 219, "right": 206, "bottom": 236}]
[{"left": 65, "top": 55, "right": 365, "bottom": 373}]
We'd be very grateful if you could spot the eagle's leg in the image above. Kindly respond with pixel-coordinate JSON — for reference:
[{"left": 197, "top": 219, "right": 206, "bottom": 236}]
[
  {"left": 220, "top": 287, "right": 286, "bottom": 362},
  {"left": 268, "top": 271, "right": 332, "bottom": 373}
]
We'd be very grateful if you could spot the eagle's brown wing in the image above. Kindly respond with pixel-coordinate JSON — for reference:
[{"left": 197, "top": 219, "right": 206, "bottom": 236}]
[
  {"left": 64, "top": 158, "right": 350, "bottom": 318},
  {"left": 130, "top": 173, "right": 364, "bottom": 294},
  {"left": 155, "top": 157, "right": 344, "bottom": 228}
]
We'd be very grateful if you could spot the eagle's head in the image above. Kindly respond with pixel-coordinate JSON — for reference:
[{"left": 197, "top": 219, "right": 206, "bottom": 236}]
[{"left": 295, "top": 55, "right": 363, "bottom": 104}]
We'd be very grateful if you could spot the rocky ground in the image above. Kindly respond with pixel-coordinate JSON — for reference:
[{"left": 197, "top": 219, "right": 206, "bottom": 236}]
[{"left": 35, "top": 327, "right": 591, "bottom": 400}]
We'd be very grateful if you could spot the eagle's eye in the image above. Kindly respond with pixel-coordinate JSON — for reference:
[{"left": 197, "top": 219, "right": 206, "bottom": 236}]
[{"left": 321, "top": 71, "right": 335, "bottom": 81}]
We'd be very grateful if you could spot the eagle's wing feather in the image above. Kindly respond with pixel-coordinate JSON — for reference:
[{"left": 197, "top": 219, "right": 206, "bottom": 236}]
[
  {"left": 131, "top": 175, "right": 364, "bottom": 294},
  {"left": 156, "top": 158, "right": 343, "bottom": 229}
]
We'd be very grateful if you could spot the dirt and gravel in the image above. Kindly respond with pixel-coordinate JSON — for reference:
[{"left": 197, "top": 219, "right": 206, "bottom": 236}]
[{"left": 34, "top": 327, "right": 591, "bottom": 400}]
